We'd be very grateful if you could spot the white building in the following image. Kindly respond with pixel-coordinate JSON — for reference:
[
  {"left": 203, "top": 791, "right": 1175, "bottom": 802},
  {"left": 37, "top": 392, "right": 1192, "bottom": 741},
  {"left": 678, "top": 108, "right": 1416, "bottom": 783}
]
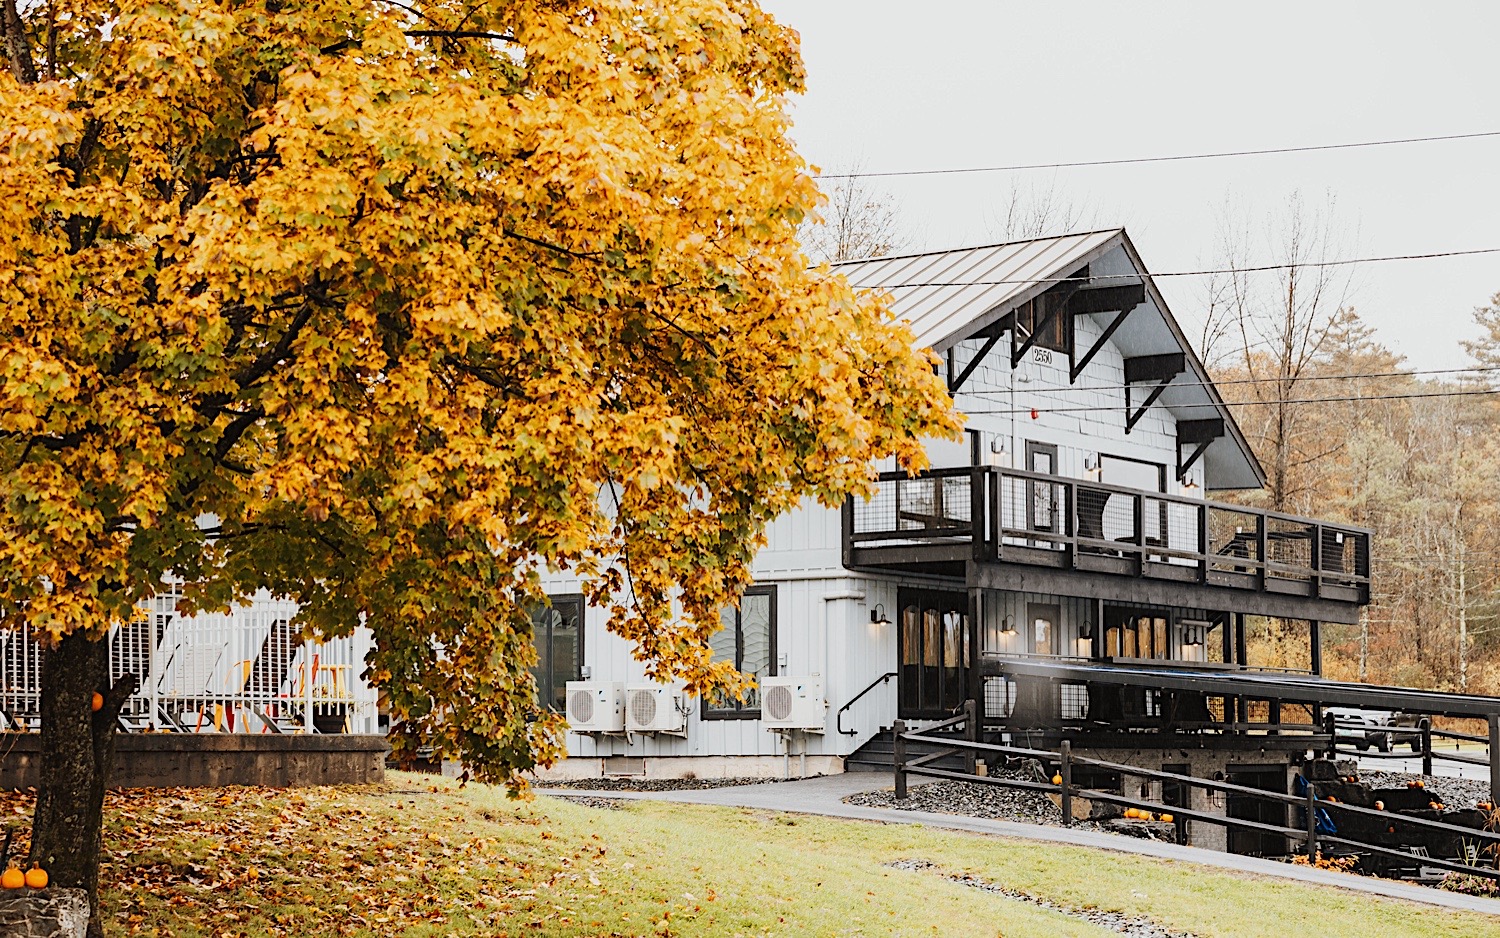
[{"left": 535, "top": 229, "right": 1374, "bottom": 782}]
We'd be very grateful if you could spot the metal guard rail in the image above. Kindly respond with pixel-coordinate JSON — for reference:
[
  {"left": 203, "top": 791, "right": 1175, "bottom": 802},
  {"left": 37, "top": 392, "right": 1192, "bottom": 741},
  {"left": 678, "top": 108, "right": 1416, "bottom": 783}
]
[{"left": 894, "top": 708, "right": 1500, "bottom": 881}]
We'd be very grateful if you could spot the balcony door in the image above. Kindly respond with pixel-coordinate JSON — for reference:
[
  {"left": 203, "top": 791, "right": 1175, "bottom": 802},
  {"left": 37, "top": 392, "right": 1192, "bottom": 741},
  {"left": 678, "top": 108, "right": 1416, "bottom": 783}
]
[
  {"left": 898, "top": 587, "right": 969, "bottom": 720},
  {"left": 1025, "top": 441, "right": 1060, "bottom": 536}
]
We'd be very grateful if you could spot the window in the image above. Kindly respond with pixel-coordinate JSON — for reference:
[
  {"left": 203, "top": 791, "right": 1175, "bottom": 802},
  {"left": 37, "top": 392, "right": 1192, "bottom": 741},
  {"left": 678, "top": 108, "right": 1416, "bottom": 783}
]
[
  {"left": 704, "top": 586, "right": 776, "bottom": 719},
  {"left": 1011, "top": 292, "right": 1073, "bottom": 355},
  {"left": 529, "top": 595, "right": 583, "bottom": 712},
  {"left": 1103, "top": 607, "right": 1170, "bottom": 660}
]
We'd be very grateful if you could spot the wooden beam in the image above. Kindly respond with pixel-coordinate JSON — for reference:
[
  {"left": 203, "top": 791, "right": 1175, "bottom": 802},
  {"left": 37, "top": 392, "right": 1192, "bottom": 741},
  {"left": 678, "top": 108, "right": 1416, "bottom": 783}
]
[
  {"left": 1070, "top": 304, "right": 1137, "bottom": 383},
  {"left": 1125, "top": 380, "right": 1169, "bottom": 433},
  {"left": 950, "top": 329, "right": 1006, "bottom": 393},
  {"left": 1123, "top": 353, "right": 1186, "bottom": 384},
  {"left": 1068, "top": 283, "right": 1146, "bottom": 316},
  {"left": 1177, "top": 437, "right": 1213, "bottom": 481},
  {"left": 1178, "top": 418, "right": 1225, "bottom": 445}
]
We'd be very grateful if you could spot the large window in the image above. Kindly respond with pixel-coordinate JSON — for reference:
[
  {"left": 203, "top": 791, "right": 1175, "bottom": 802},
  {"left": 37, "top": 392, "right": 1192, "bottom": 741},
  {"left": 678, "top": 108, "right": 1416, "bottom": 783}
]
[
  {"left": 704, "top": 586, "right": 776, "bottom": 719},
  {"left": 530, "top": 595, "right": 583, "bottom": 712}
]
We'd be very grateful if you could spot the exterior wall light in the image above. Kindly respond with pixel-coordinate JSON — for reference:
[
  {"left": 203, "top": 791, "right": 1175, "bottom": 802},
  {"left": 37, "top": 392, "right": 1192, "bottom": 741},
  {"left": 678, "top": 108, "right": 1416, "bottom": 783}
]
[
  {"left": 869, "top": 604, "right": 891, "bottom": 627},
  {"left": 1000, "top": 615, "right": 1017, "bottom": 635}
]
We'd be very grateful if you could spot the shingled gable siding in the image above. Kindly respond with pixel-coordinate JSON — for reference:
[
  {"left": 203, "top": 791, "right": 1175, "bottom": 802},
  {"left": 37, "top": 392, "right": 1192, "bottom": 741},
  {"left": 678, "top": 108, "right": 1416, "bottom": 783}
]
[{"left": 947, "top": 302, "right": 1194, "bottom": 491}]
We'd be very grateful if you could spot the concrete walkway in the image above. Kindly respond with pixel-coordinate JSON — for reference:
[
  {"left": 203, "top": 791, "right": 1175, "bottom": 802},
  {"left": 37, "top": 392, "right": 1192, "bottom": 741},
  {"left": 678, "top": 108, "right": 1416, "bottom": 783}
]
[{"left": 539, "top": 773, "right": 1500, "bottom": 917}]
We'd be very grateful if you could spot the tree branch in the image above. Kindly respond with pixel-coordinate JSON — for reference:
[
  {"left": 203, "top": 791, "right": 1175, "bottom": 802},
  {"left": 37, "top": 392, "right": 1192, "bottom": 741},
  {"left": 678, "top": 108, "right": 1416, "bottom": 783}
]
[{"left": 1, "top": 0, "right": 37, "bottom": 84}]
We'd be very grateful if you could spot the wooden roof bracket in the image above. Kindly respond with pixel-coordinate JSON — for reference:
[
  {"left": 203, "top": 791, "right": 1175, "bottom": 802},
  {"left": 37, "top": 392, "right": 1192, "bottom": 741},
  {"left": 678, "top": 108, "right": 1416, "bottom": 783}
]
[
  {"left": 1011, "top": 267, "right": 1090, "bottom": 367},
  {"left": 1068, "top": 284, "right": 1147, "bottom": 383},
  {"left": 949, "top": 329, "right": 1006, "bottom": 393},
  {"left": 1177, "top": 418, "right": 1225, "bottom": 482},
  {"left": 1123, "top": 352, "right": 1185, "bottom": 434}
]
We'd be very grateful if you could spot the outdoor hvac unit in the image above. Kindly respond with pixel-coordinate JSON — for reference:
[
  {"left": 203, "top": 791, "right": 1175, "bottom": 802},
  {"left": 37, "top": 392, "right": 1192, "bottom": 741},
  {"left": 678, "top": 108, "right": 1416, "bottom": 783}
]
[
  {"left": 565, "top": 681, "right": 626, "bottom": 733},
  {"left": 625, "top": 683, "right": 689, "bottom": 734},
  {"left": 759, "top": 676, "right": 827, "bottom": 731}
]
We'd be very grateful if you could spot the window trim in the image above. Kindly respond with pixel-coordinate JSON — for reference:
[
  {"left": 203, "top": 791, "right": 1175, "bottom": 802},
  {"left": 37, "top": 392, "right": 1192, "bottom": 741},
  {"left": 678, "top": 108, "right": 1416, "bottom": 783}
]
[
  {"left": 701, "top": 585, "right": 778, "bottom": 721},
  {"left": 529, "top": 594, "right": 585, "bottom": 713}
]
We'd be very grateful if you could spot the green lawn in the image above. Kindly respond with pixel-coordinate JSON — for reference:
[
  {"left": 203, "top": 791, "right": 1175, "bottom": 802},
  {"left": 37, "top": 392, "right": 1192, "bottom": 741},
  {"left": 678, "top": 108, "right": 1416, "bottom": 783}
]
[{"left": 15, "top": 771, "right": 1493, "bottom": 936}]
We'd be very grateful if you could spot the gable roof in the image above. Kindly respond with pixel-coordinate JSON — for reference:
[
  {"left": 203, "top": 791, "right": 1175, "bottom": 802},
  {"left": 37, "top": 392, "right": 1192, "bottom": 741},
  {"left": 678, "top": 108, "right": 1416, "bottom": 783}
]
[{"left": 835, "top": 229, "right": 1267, "bottom": 491}]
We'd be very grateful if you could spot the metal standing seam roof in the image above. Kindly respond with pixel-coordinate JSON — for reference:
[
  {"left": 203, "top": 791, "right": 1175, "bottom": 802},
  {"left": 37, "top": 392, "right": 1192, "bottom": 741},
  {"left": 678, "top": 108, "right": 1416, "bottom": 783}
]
[
  {"left": 833, "top": 228, "right": 1267, "bottom": 490},
  {"left": 833, "top": 228, "right": 1121, "bottom": 351}
]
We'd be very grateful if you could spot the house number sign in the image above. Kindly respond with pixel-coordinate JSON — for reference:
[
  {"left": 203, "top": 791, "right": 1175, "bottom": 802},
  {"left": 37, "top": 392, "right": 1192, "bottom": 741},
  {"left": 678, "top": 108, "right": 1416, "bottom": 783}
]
[{"left": 1032, "top": 348, "right": 1053, "bottom": 365}]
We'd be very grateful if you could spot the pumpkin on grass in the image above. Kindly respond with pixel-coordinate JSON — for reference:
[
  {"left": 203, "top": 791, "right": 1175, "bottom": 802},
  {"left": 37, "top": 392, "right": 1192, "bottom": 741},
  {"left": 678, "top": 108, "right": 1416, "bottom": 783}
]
[{"left": 1, "top": 867, "right": 22, "bottom": 890}]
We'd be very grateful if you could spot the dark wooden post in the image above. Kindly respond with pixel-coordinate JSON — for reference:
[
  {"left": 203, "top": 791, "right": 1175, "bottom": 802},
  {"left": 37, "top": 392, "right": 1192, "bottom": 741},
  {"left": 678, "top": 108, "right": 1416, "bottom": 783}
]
[
  {"left": 1060, "top": 739, "right": 1074, "bottom": 828},
  {"left": 1196, "top": 503, "right": 1209, "bottom": 583},
  {"left": 1488, "top": 715, "right": 1499, "bottom": 807},
  {"left": 963, "top": 698, "right": 977, "bottom": 777},
  {"left": 1323, "top": 710, "right": 1338, "bottom": 759},
  {"left": 893, "top": 719, "right": 907, "bottom": 800},
  {"left": 1420, "top": 718, "right": 1433, "bottom": 777},
  {"left": 1305, "top": 770, "right": 1318, "bottom": 859},
  {"left": 1309, "top": 620, "right": 1322, "bottom": 676}
]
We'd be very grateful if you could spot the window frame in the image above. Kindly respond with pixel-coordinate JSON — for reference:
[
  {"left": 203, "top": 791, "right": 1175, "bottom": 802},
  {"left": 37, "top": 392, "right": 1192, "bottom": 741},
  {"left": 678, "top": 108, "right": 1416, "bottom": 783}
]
[
  {"left": 1010, "top": 293, "right": 1074, "bottom": 356},
  {"left": 529, "top": 594, "right": 584, "bottom": 713},
  {"left": 702, "top": 585, "right": 778, "bottom": 721}
]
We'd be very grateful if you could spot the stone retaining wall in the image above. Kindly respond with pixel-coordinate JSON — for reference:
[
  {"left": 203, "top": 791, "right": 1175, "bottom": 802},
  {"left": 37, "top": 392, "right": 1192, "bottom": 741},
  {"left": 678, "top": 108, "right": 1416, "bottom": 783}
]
[{"left": 0, "top": 734, "right": 388, "bottom": 789}]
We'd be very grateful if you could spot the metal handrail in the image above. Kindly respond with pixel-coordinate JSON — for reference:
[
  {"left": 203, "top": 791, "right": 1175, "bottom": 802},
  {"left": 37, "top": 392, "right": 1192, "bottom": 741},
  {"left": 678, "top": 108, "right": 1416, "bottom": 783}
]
[{"left": 836, "top": 671, "right": 896, "bottom": 736}]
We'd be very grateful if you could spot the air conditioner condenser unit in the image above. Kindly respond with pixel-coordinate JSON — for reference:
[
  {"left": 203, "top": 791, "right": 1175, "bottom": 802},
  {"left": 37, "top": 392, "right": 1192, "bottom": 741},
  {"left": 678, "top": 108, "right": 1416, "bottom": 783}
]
[
  {"left": 760, "top": 675, "right": 826, "bottom": 732},
  {"left": 565, "top": 681, "right": 626, "bottom": 733},
  {"left": 625, "top": 682, "right": 689, "bottom": 734}
]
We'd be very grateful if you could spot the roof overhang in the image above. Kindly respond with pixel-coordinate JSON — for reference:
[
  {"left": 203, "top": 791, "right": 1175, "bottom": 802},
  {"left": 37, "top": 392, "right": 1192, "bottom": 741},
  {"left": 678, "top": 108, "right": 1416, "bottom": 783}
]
[{"left": 835, "top": 229, "right": 1266, "bottom": 491}]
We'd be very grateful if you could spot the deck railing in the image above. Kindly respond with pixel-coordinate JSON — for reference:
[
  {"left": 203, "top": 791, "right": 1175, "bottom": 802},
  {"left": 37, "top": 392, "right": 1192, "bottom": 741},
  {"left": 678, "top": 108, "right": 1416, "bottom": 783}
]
[
  {"left": 846, "top": 466, "right": 1371, "bottom": 603},
  {"left": 0, "top": 592, "right": 379, "bottom": 734}
]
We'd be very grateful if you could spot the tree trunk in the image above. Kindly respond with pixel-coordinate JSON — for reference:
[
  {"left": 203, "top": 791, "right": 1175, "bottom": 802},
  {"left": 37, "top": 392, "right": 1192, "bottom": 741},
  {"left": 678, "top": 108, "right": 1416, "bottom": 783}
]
[{"left": 29, "top": 630, "right": 136, "bottom": 938}]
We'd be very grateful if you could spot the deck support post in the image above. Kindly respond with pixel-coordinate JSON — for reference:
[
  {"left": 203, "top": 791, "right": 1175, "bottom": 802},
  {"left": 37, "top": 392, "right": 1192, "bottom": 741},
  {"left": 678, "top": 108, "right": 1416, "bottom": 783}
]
[
  {"left": 1488, "top": 715, "right": 1499, "bottom": 806},
  {"left": 963, "top": 698, "right": 978, "bottom": 777},
  {"left": 1305, "top": 768, "right": 1318, "bottom": 859},
  {"left": 893, "top": 719, "right": 907, "bottom": 800},
  {"left": 1060, "top": 739, "right": 1073, "bottom": 828},
  {"left": 1420, "top": 718, "right": 1433, "bottom": 777}
]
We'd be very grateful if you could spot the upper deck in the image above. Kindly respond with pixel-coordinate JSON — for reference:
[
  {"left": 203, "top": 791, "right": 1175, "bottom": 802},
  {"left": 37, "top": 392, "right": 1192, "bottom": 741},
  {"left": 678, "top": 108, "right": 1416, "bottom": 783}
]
[{"left": 842, "top": 466, "right": 1371, "bottom": 623}]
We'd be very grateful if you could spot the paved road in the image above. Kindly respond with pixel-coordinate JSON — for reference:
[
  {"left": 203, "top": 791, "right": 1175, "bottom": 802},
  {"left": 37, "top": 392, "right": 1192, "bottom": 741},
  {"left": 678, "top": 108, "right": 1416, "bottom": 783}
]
[{"left": 540, "top": 773, "right": 1500, "bottom": 917}]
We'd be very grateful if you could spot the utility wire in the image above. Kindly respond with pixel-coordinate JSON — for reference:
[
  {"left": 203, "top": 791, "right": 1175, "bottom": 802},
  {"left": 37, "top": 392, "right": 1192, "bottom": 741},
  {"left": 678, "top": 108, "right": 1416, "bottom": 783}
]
[
  {"left": 817, "top": 131, "right": 1500, "bottom": 180},
  {"left": 846, "top": 247, "right": 1500, "bottom": 288},
  {"left": 962, "top": 386, "right": 1500, "bottom": 416},
  {"left": 966, "top": 364, "right": 1500, "bottom": 398}
]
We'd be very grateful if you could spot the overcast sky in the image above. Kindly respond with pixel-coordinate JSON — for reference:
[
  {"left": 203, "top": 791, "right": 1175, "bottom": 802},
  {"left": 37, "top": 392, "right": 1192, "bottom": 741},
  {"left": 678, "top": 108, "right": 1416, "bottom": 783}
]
[{"left": 759, "top": 1, "right": 1499, "bottom": 371}]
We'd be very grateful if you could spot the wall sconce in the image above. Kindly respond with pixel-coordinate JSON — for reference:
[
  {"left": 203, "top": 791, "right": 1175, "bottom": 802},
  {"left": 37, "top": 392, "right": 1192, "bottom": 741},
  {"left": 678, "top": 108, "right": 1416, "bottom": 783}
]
[
  {"left": 1083, "top": 454, "right": 1101, "bottom": 481},
  {"left": 990, "top": 437, "right": 1006, "bottom": 455},
  {"left": 1000, "top": 615, "right": 1017, "bottom": 635},
  {"left": 1078, "top": 620, "right": 1094, "bottom": 641},
  {"left": 869, "top": 604, "right": 891, "bottom": 627},
  {"left": 1182, "top": 478, "right": 1200, "bottom": 492}
]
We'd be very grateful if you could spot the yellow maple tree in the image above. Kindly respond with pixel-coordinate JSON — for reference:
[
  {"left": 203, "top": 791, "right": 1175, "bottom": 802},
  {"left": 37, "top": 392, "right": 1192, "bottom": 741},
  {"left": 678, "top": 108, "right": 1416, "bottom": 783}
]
[{"left": 0, "top": 0, "right": 956, "bottom": 928}]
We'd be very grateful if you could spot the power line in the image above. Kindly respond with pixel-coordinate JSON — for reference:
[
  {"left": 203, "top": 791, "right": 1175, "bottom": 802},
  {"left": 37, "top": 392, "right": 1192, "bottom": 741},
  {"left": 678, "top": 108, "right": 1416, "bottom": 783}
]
[
  {"left": 846, "top": 247, "right": 1500, "bottom": 288},
  {"left": 962, "top": 386, "right": 1500, "bottom": 417},
  {"left": 966, "top": 364, "right": 1500, "bottom": 398},
  {"left": 817, "top": 130, "right": 1500, "bottom": 180}
]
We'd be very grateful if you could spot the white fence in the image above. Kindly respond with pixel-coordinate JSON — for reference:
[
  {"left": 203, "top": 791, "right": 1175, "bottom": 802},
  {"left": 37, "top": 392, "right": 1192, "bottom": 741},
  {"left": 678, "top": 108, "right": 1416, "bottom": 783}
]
[{"left": 0, "top": 589, "right": 379, "bottom": 734}]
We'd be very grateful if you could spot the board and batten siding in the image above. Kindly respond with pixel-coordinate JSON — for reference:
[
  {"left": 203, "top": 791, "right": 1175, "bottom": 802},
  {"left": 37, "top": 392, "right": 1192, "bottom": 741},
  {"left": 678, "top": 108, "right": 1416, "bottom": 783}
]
[{"left": 542, "top": 572, "right": 910, "bottom": 758}]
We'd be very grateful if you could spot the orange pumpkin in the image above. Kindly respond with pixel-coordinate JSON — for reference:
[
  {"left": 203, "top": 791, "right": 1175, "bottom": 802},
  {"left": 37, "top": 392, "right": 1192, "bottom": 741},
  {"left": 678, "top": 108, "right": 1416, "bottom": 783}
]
[
  {"left": 23, "top": 866, "right": 46, "bottom": 889},
  {"left": 1160, "top": 814, "right": 1174, "bottom": 823},
  {"left": 91, "top": 692, "right": 103, "bottom": 712},
  {"left": 1051, "top": 774, "right": 1062, "bottom": 785},
  {"left": 1, "top": 868, "right": 23, "bottom": 890},
  {"left": 1375, "top": 801, "right": 1385, "bottom": 811},
  {"left": 1123, "top": 808, "right": 1138, "bottom": 819}
]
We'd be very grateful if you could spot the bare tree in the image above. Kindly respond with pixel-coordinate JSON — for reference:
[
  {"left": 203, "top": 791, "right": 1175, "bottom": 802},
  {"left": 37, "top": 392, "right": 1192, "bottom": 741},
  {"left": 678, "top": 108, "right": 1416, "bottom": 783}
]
[
  {"left": 986, "top": 178, "right": 1100, "bottom": 242},
  {"left": 1217, "top": 192, "right": 1356, "bottom": 513},
  {"left": 801, "top": 160, "right": 905, "bottom": 263}
]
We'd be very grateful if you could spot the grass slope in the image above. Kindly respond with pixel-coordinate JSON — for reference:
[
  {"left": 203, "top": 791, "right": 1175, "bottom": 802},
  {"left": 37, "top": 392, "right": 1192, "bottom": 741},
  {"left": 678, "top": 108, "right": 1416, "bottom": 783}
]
[{"left": 4, "top": 772, "right": 1493, "bottom": 937}]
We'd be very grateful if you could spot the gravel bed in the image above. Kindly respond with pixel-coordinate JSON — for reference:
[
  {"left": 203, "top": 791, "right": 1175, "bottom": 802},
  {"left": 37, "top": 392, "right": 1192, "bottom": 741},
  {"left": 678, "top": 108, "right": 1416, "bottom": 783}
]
[
  {"left": 541, "top": 775, "right": 814, "bottom": 792},
  {"left": 888, "top": 860, "right": 1198, "bottom": 937},
  {"left": 552, "top": 795, "right": 630, "bottom": 810},
  {"left": 1360, "top": 770, "right": 1489, "bottom": 810},
  {"left": 846, "top": 765, "right": 1110, "bottom": 830}
]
